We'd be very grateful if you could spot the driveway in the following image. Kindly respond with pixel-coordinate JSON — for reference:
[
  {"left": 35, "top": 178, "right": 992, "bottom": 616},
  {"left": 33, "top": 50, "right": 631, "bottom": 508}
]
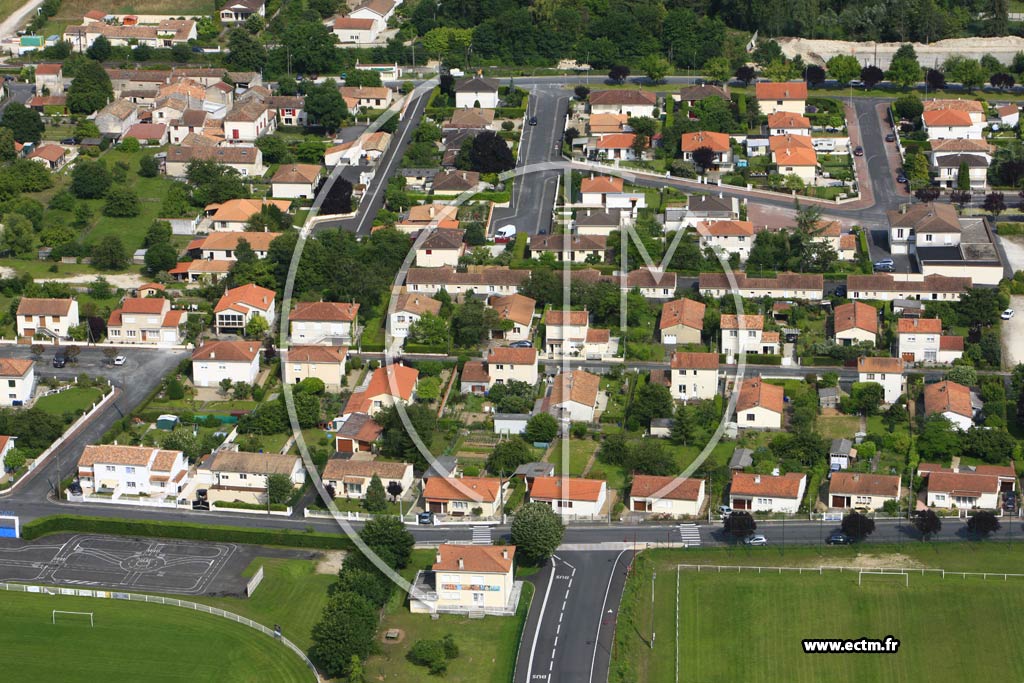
[{"left": 1002, "top": 295, "right": 1024, "bottom": 368}]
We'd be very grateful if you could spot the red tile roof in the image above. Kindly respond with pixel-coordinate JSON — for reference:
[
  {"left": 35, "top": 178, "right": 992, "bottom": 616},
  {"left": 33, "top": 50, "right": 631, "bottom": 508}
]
[
  {"left": 214, "top": 283, "right": 275, "bottom": 314},
  {"left": 898, "top": 317, "right": 941, "bottom": 334},
  {"left": 736, "top": 377, "right": 784, "bottom": 414},
  {"left": 924, "top": 380, "right": 973, "bottom": 419},
  {"left": 423, "top": 476, "right": 502, "bottom": 502},
  {"left": 670, "top": 351, "right": 718, "bottom": 370},
  {"left": 730, "top": 471, "right": 805, "bottom": 498},
  {"left": 834, "top": 302, "right": 878, "bottom": 335},
  {"left": 0, "top": 358, "right": 33, "bottom": 377},
  {"left": 680, "top": 130, "right": 730, "bottom": 152},
  {"left": 433, "top": 543, "right": 514, "bottom": 573},
  {"left": 344, "top": 364, "right": 419, "bottom": 414},
  {"left": 630, "top": 475, "right": 704, "bottom": 501},
  {"left": 857, "top": 356, "right": 905, "bottom": 373},
  {"left": 660, "top": 298, "right": 705, "bottom": 331},
  {"left": 529, "top": 476, "right": 606, "bottom": 502},
  {"left": 580, "top": 176, "right": 623, "bottom": 194},
  {"left": 696, "top": 219, "right": 753, "bottom": 236},
  {"left": 487, "top": 346, "right": 537, "bottom": 365},
  {"left": 289, "top": 301, "right": 359, "bottom": 322},
  {"left": 755, "top": 82, "right": 808, "bottom": 101},
  {"left": 191, "top": 340, "right": 260, "bottom": 362},
  {"left": 828, "top": 472, "right": 901, "bottom": 497},
  {"left": 923, "top": 109, "right": 973, "bottom": 127},
  {"left": 720, "top": 314, "right": 764, "bottom": 331}
]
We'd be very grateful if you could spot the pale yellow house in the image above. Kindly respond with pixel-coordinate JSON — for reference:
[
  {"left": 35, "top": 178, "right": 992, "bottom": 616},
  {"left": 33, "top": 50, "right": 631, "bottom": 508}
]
[
  {"left": 282, "top": 345, "right": 348, "bottom": 391},
  {"left": 410, "top": 544, "right": 518, "bottom": 615}
]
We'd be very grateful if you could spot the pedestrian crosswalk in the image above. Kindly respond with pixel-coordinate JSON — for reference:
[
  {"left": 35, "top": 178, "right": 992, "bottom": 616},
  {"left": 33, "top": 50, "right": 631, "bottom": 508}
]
[
  {"left": 471, "top": 526, "right": 492, "bottom": 545},
  {"left": 678, "top": 523, "right": 701, "bottom": 547}
]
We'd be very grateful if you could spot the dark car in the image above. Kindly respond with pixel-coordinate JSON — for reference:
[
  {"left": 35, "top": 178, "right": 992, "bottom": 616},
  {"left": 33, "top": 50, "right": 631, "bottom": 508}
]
[
  {"left": 826, "top": 533, "right": 853, "bottom": 545},
  {"left": 873, "top": 263, "right": 895, "bottom": 272},
  {"left": 853, "top": 146, "right": 864, "bottom": 156},
  {"left": 60, "top": 137, "right": 76, "bottom": 145},
  {"left": 784, "top": 333, "right": 798, "bottom": 343},
  {"left": 834, "top": 285, "right": 847, "bottom": 297},
  {"left": 896, "top": 173, "right": 907, "bottom": 184},
  {"left": 418, "top": 511, "right": 434, "bottom": 525},
  {"left": 885, "top": 133, "right": 896, "bottom": 142},
  {"left": 509, "top": 340, "right": 533, "bottom": 348},
  {"left": 528, "top": 116, "right": 538, "bottom": 126},
  {"left": 52, "top": 351, "right": 66, "bottom": 368}
]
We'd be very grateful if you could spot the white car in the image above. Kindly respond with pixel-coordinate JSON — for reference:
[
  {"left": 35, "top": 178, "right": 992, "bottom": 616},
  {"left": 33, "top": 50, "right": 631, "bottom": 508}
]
[
  {"left": 744, "top": 534, "right": 768, "bottom": 546},
  {"left": 1002, "top": 309, "right": 1015, "bottom": 320},
  {"left": 113, "top": 355, "right": 127, "bottom": 366}
]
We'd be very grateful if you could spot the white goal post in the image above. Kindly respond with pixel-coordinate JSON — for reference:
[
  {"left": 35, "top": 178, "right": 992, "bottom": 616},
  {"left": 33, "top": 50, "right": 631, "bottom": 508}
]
[
  {"left": 52, "top": 610, "right": 94, "bottom": 626},
  {"left": 858, "top": 570, "right": 909, "bottom": 587}
]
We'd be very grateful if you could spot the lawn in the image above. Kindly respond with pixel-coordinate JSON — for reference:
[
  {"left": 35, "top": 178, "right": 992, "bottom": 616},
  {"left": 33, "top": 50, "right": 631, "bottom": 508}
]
[
  {"left": 34, "top": 386, "right": 104, "bottom": 415},
  {"left": 364, "top": 549, "right": 534, "bottom": 682},
  {"left": 665, "top": 440, "right": 734, "bottom": 472},
  {"left": 816, "top": 414, "right": 862, "bottom": 440},
  {"left": 550, "top": 437, "right": 597, "bottom": 476},
  {"left": 0, "top": 258, "right": 98, "bottom": 279},
  {"left": 0, "top": 590, "right": 312, "bottom": 682},
  {"left": 613, "top": 543, "right": 1024, "bottom": 683},
  {"left": 192, "top": 557, "right": 335, "bottom": 653}
]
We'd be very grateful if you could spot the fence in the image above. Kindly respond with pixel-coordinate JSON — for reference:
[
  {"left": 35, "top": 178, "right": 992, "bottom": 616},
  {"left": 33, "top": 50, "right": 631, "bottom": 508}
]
[
  {"left": 674, "top": 563, "right": 1024, "bottom": 581},
  {"left": 0, "top": 582, "right": 318, "bottom": 682}
]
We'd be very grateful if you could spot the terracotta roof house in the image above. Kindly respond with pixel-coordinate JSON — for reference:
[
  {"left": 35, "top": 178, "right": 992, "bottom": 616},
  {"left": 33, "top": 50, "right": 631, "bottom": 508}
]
[
  {"left": 659, "top": 298, "right": 706, "bottom": 345},
  {"left": 857, "top": 356, "right": 905, "bottom": 403},
  {"left": 629, "top": 474, "right": 706, "bottom": 516},
  {"left": 487, "top": 293, "right": 535, "bottom": 342},
  {"left": 833, "top": 301, "right": 878, "bottom": 345},
  {"left": 332, "top": 412, "right": 384, "bottom": 454},
  {"left": 828, "top": 472, "right": 902, "bottom": 511},
  {"left": 343, "top": 363, "right": 419, "bottom": 416},
  {"left": 270, "top": 164, "right": 322, "bottom": 199},
  {"left": 213, "top": 283, "right": 276, "bottom": 334},
  {"left": 755, "top": 82, "right": 808, "bottom": 114},
  {"left": 923, "top": 380, "right": 976, "bottom": 430},
  {"left": 528, "top": 476, "right": 608, "bottom": 517},
  {"left": 543, "top": 369, "right": 601, "bottom": 422},
  {"left": 729, "top": 471, "right": 807, "bottom": 512},
  {"left": 736, "top": 377, "right": 784, "bottom": 429},
  {"left": 191, "top": 340, "right": 261, "bottom": 387},
  {"left": 16, "top": 297, "right": 79, "bottom": 338},
  {"left": 288, "top": 301, "right": 360, "bottom": 344},
  {"left": 204, "top": 198, "right": 291, "bottom": 231},
  {"left": 322, "top": 458, "right": 413, "bottom": 499},
  {"left": 423, "top": 476, "right": 503, "bottom": 516},
  {"left": 283, "top": 345, "right": 349, "bottom": 391}
]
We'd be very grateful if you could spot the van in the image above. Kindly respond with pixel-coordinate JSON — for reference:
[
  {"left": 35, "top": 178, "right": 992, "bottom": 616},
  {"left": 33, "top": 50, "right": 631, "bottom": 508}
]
[{"left": 494, "top": 224, "right": 516, "bottom": 243}]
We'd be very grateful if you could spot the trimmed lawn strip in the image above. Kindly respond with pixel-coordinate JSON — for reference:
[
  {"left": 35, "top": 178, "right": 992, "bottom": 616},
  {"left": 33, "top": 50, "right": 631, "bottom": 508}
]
[{"left": 34, "top": 386, "right": 103, "bottom": 415}]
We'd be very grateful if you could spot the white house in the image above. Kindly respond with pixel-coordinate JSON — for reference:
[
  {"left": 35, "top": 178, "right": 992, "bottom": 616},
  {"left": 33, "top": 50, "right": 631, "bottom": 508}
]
[
  {"left": 34, "top": 63, "right": 64, "bottom": 94},
  {"left": 288, "top": 301, "right": 360, "bottom": 345},
  {"left": 528, "top": 234, "right": 606, "bottom": 263},
  {"left": 847, "top": 273, "right": 972, "bottom": 302},
  {"left": 578, "top": 175, "right": 647, "bottom": 213},
  {"left": 679, "top": 130, "right": 733, "bottom": 171},
  {"left": 828, "top": 438, "right": 856, "bottom": 471},
  {"left": 729, "top": 472, "right": 807, "bottom": 513},
  {"left": 76, "top": 444, "right": 190, "bottom": 501},
  {"left": 270, "top": 164, "right": 321, "bottom": 199},
  {"left": 16, "top": 297, "right": 80, "bottom": 338},
  {"left": 924, "top": 380, "right": 976, "bottom": 431},
  {"left": 922, "top": 100, "right": 985, "bottom": 140},
  {"left": 188, "top": 232, "right": 281, "bottom": 261},
  {"left": 696, "top": 220, "right": 754, "bottom": 260},
  {"left": 588, "top": 90, "right": 657, "bottom": 117},
  {"left": 669, "top": 352, "right": 719, "bottom": 401},
  {"left": 0, "top": 358, "right": 34, "bottom": 406},
  {"left": 348, "top": 0, "right": 398, "bottom": 31},
  {"left": 833, "top": 301, "right": 877, "bottom": 346},
  {"left": 542, "top": 370, "right": 600, "bottom": 422},
  {"left": 321, "top": 459, "right": 414, "bottom": 500},
  {"left": 699, "top": 272, "right": 824, "bottom": 300},
  {"left": 213, "top": 283, "right": 276, "bottom": 335},
  {"left": 897, "top": 317, "right": 963, "bottom": 364},
  {"left": 544, "top": 309, "right": 589, "bottom": 356},
  {"left": 422, "top": 476, "right": 504, "bottom": 517},
  {"left": 343, "top": 364, "right": 419, "bottom": 416},
  {"left": 528, "top": 476, "right": 607, "bottom": 518},
  {"left": 767, "top": 112, "right": 811, "bottom": 136},
  {"left": 454, "top": 76, "right": 499, "bottom": 109},
  {"left": 488, "top": 294, "right": 535, "bottom": 343},
  {"left": 624, "top": 268, "right": 676, "bottom": 299},
  {"left": 663, "top": 195, "right": 739, "bottom": 231},
  {"left": 856, "top": 356, "right": 905, "bottom": 404},
  {"left": 887, "top": 202, "right": 961, "bottom": 255},
  {"left": 332, "top": 16, "right": 380, "bottom": 45},
  {"left": 827, "top": 472, "right": 901, "bottom": 511},
  {"left": 735, "top": 377, "right": 784, "bottom": 430},
  {"left": 485, "top": 346, "right": 539, "bottom": 387},
  {"left": 629, "top": 475, "right": 706, "bottom": 517},
  {"left": 720, "top": 314, "right": 777, "bottom": 361},
  {"left": 191, "top": 340, "right": 261, "bottom": 388},
  {"left": 390, "top": 293, "right": 442, "bottom": 340},
  {"left": 223, "top": 100, "right": 275, "bottom": 142},
  {"left": 997, "top": 103, "right": 1019, "bottom": 127},
  {"left": 659, "top": 298, "right": 705, "bottom": 345},
  {"left": 923, "top": 469, "right": 999, "bottom": 509},
  {"left": 220, "top": 0, "right": 265, "bottom": 24}
]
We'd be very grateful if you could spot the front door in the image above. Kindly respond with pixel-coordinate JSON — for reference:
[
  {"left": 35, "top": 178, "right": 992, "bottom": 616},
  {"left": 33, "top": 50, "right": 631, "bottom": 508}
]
[{"left": 472, "top": 592, "right": 485, "bottom": 607}]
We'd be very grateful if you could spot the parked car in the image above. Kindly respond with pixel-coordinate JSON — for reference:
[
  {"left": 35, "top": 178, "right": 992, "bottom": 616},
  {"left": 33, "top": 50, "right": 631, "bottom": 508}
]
[
  {"left": 718, "top": 505, "right": 733, "bottom": 517},
  {"left": 784, "top": 333, "right": 798, "bottom": 343},
  {"left": 826, "top": 532, "right": 853, "bottom": 545},
  {"left": 744, "top": 534, "right": 768, "bottom": 546},
  {"left": 60, "top": 137, "right": 76, "bottom": 145},
  {"left": 113, "top": 354, "right": 127, "bottom": 366},
  {"left": 1002, "top": 308, "right": 1015, "bottom": 320},
  {"left": 528, "top": 116, "right": 538, "bottom": 126},
  {"left": 873, "top": 261, "right": 895, "bottom": 272},
  {"left": 52, "top": 351, "right": 66, "bottom": 368},
  {"left": 834, "top": 285, "right": 847, "bottom": 297},
  {"left": 896, "top": 173, "right": 907, "bottom": 183},
  {"left": 417, "top": 511, "right": 434, "bottom": 525},
  {"left": 853, "top": 146, "right": 864, "bottom": 156},
  {"left": 509, "top": 340, "right": 533, "bottom": 348}
]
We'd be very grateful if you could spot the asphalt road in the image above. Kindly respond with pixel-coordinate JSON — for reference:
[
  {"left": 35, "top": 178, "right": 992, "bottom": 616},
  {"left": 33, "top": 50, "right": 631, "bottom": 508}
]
[
  {"left": 490, "top": 86, "right": 570, "bottom": 237},
  {"left": 515, "top": 549, "right": 633, "bottom": 683},
  {"left": 0, "top": 345, "right": 188, "bottom": 499}
]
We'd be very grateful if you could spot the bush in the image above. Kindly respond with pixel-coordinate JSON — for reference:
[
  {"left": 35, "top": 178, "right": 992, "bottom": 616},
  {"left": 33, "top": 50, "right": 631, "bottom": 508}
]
[{"left": 22, "top": 515, "right": 354, "bottom": 549}]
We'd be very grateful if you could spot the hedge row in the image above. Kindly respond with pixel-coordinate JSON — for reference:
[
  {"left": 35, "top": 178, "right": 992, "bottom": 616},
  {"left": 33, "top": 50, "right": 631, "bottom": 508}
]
[
  {"left": 21, "top": 515, "right": 354, "bottom": 550},
  {"left": 213, "top": 501, "right": 289, "bottom": 512}
]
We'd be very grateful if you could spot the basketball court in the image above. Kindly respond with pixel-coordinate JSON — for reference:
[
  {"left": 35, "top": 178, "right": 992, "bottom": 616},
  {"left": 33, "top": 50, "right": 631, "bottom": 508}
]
[{"left": 0, "top": 534, "right": 241, "bottom": 595}]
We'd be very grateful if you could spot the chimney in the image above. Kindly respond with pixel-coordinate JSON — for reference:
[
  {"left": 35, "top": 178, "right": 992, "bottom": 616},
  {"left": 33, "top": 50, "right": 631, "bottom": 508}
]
[
  {"left": 502, "top": 548, "right": 508, "bottom": 560},
  {"left": 209, "top": 351, "right": 215, "bottom": 359},
  {"left": 458, "top": 557, "right": 464, "bottom": 570},
  {"left": 428, "top": 205, "right": 435, "bottom": 218},
  {"left": 754, "top": 474, "right": 761, "bottom": 484},
  {"left": 436, "top": 550, "right": 442, "bottom": 564}
]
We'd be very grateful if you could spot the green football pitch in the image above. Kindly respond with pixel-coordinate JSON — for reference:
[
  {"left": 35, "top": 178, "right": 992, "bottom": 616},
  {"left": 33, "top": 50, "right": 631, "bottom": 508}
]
[
  {"left": 672, "top": 570, "right": 1024, "bottom": 683},
  {"left": 0, "top": 591, "right": 313, "bottom": 682}
]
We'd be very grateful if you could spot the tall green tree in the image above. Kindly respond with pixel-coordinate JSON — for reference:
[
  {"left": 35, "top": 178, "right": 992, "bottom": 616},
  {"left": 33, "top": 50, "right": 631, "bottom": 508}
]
[
  {"left": 887, "top": 44, "right": 922, "bottom": 88},
  {"left": 309, "top": 592, "right": 378, "bottom": 679},
  {"left": 511, "top": 501, "right": 565, "bottom": 564},
  {"left": 304, "top": 81, "right": 348, "bottom": 132},
  {"left": 826, "top": 54, "right": 861, "bottom": 84},
  {"left": 66, "top": 59, "right": 113, "bottom": 114},
  {"left": 363, "top": 474, "right": 388, "bottom": 512},
  {"left": 0, "top": 103, "right": 43, "bottom": 143},
  {"left": 226, "top": 28, "right": 267, "bottom": 71}
]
